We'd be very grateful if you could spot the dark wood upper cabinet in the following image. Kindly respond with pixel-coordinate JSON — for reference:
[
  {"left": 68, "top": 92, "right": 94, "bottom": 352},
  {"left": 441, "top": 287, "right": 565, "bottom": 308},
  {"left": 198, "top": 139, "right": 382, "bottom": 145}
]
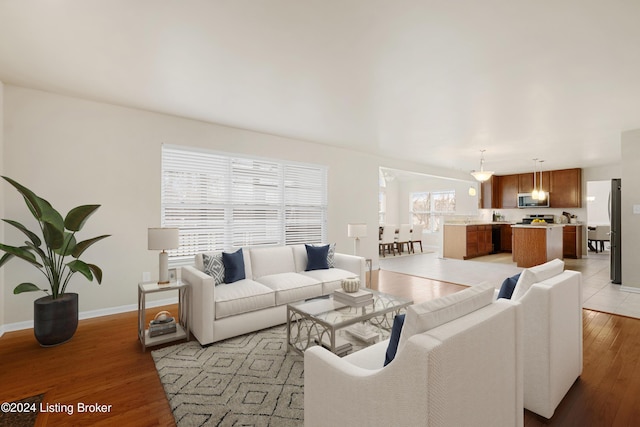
[
  {"left": 499, "top": 174, "right": 519, "bottom": 209},
  {"left": 486, "top": 168, "right": 580, "bottom": 209},
  {"left": 518, "top": 173, "right": 533, "bottom": 193},
  {"left": 518, "top": 171, "right": 550, "bottom": 194},
  {"left": 550, "top": 168, "right": 582, "bottom": 208},
  {"left": 480, "top": 176, "right": 498, "bottom": 209}
]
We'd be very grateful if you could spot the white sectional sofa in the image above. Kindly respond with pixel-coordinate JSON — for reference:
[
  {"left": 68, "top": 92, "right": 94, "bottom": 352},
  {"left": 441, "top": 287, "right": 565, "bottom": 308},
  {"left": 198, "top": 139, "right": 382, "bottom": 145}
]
[
  {"left": 506, "top": 259, "right": 583, "bottom": 419},
  {"left": 304, "top": 258, "right": 582, "bottom": 425},
  {"left": 182, "top": 244, "right": 365, "bottom": 346},
  {"left": 304, "top": 283, "right": 524, "bottom": 427}
]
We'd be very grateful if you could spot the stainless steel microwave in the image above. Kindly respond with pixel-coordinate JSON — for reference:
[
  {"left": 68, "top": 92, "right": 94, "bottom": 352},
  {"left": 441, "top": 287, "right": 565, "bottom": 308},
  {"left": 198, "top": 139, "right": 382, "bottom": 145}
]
[{"left": 517, "top": 193, "right": 550, "bottom": 208}]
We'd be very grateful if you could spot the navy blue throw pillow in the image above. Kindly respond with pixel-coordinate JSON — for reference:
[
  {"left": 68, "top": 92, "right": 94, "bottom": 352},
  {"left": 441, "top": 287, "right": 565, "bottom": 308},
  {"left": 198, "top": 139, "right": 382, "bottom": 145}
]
[
  {"left": 497, "top": 272, "right": 522, "bottom": 300},
  {"left": 305, "top": 244, "right": 330, "bottom": 271},
  {"left": 384, "top": 314, "right": 406, "bottom": 366},
  {"left": 222, "top": 249, "right": 246, "bottom": 284}
]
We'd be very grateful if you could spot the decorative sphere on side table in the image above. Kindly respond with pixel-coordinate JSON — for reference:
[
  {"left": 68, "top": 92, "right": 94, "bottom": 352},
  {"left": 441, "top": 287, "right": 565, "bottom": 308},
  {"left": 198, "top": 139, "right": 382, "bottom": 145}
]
[{"left": 341, "top": 277, "right": 360, "bottom": 293}]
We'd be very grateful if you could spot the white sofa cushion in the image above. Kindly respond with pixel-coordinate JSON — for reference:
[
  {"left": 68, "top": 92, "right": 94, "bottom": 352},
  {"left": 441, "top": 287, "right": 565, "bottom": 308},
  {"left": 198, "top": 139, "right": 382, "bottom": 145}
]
[
  {"left": 256, "top": 272, "right": 322, "bottom": 305},
  {"left": 398, "top": 282, "right": 495, "bottom": 351},
  {"left": 249, "top": 246, "right": 296, "bottom": 278},
  {"left": 214, "top": 279, "right": 275, "bottom": 319},
  {"left": 300, "top": 268, "right": 357, "bottom": 294},
  {"left": 512, "top": 258, "right": 564, "bottom": 300}
]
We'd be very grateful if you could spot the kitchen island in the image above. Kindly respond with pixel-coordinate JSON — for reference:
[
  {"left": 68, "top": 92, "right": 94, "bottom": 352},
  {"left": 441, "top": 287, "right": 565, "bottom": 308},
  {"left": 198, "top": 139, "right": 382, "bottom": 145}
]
[{"left": 512, "top": 224, "right": 564, "bottom": 268}]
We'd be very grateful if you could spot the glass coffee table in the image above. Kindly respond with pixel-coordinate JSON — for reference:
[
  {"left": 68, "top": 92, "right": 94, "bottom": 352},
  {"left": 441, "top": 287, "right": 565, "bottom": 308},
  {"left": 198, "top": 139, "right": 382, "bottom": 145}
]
[{"left": 286, "top": 290, "right": 412, "bottom": 356}]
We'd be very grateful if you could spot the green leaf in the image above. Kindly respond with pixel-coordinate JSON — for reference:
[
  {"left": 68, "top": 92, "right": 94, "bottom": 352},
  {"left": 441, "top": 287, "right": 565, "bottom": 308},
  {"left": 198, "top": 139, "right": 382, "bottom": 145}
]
[
  {"left": 0, "top": 252, "right": 14, "bottom": 268},
  {"left": 2, "top": 219, "right": 42, "bottom": 246},
  {"left": 2, "top": 176, "right": 43, "bottom": 219},
  {"left": 24, "top": 241, "right": 49, "bottom": 265},
  {"left": 87, "top": 264, "right": 103, "bottom": 284},
  {"left": 72, "top": 235, "right": 110, "bottom": 258},
  {"left": 13, "top": 282, "right": 45, "bottom": 294},
  {"left": 0, "top": 243, "right": 42, "bottom": 267},
  {"left": 2, "top": 177, "right": 64, "bottom": 230},
  {"left": 43, "top": 222, "right": 65, "bottom": 250},
  {"left": 65, "top": 205, "right": 101, "bottom": 232},
  {"left": 39, "top": 200, "right": 65, "bottom": 233},
  {"left": 67, "top": 259, "right": 93, "bottom": 281},
  {"left": 53, "top": 232, "right": 77, "bottom": 256}
]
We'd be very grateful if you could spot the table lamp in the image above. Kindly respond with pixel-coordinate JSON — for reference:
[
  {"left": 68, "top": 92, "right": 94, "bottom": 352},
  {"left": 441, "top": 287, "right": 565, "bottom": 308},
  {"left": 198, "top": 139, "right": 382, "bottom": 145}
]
[
  {"left": 148, "top": 228, "right": 179, "bottom": 284},
  {"left": 347, "top": 223, "right": 367, "bottom": 256}
]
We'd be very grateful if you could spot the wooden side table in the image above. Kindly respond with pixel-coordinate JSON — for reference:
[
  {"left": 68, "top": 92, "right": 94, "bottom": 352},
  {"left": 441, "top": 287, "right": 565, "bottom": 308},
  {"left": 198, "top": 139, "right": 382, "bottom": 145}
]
[{"left": 138, "top": 280, "right": 190, "bottom": 351}]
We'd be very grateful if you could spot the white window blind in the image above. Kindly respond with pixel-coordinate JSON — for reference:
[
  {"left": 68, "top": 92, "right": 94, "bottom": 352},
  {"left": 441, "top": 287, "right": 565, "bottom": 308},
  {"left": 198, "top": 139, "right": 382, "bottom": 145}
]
[{"left": 161, "top": 145, "right": 328, "bottom": 265}]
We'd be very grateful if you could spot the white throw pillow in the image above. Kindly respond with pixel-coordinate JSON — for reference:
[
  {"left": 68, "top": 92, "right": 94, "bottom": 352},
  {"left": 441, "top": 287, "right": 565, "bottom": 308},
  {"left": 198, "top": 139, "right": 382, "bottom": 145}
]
[
  {"left": 397, "top": 282, "right": 495, "bottom": 352},
  {"left": 511, "top": 258, "right": 564, "bottom": 300}
]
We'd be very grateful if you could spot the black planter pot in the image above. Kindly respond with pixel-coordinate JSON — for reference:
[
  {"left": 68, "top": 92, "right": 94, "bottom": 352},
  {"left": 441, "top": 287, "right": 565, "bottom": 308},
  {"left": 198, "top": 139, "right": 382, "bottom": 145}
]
[{"left": 33, "top": 293, "right": 78, "bottom": 347}]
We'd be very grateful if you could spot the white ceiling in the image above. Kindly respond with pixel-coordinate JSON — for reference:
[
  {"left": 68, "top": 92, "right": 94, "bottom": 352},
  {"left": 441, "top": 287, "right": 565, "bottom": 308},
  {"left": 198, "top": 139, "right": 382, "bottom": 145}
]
[{"left": 1, "top": 1, "right": 638, "bottom": 175}]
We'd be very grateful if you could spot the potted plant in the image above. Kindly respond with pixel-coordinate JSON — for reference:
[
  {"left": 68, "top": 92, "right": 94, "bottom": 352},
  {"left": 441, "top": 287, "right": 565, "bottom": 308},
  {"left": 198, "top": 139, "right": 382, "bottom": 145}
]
[{"left": 0, "top": 176, "right": 110, "bottom": 346}]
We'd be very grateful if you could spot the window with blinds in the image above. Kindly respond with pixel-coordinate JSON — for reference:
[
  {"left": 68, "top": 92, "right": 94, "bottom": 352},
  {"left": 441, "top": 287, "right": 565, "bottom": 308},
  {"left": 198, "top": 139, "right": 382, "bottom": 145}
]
[{"left": 161, "top": 145, "right": 328, "bottom": 265}]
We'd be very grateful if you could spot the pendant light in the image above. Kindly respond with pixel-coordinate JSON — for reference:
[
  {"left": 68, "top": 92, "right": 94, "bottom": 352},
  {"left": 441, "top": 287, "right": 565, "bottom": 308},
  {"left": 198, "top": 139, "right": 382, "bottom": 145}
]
[
  {"left": 531, "top": 158, "right": 539, "bottom": 200},
  {"left": 538, "top": 160, "right": 546, "bottom": 201},
  {"left": 470, "top": 150, "right": 494, "bottom": 182}
]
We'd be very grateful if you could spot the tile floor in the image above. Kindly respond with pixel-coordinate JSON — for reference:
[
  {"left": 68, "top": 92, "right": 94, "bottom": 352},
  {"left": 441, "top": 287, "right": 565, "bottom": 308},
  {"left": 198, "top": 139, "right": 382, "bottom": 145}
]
[{"left": 378, "top": 249, "right": 640, "bottom": 320}]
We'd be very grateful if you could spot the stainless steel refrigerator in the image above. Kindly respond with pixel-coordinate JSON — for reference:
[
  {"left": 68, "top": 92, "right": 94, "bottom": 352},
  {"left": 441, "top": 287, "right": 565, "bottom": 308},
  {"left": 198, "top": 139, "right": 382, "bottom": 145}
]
[{"left": 610, "top": 178, "right": 622, "bottom": 284}]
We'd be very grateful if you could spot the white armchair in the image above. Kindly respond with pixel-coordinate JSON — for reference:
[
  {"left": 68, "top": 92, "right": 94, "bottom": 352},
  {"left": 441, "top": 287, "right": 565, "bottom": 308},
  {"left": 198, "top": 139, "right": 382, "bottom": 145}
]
[
  {"left": 517, "top": 269, "right": 583, "bottom": 418},
  {"left": 304, "top": 299, "right": 523, "bottom": 427}
]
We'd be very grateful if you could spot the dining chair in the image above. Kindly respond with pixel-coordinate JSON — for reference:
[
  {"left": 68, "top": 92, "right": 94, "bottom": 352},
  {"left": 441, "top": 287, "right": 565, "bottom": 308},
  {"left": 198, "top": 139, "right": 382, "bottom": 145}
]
[
  {"left": 379, "top": 225, "right": 397, "bottom": 257},
  {"left": 410, "top": 223, "right": 424, "bottom": 253},
  {"left": 396, "top": 224, "right": 412, "bottom": 254}
]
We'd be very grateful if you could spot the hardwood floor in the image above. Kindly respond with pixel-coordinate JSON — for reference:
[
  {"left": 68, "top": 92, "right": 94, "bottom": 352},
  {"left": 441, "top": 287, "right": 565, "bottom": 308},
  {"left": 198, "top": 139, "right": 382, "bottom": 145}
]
[
  {"left": 1, "top": 270, "right": 640, "bottom": 426},
  {"left": 0, "top": 305, "right": 177, "bottom": 426}
]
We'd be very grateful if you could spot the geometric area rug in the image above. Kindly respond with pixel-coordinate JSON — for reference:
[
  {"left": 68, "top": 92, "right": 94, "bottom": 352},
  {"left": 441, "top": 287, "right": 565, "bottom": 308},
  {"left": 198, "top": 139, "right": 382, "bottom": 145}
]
[
  {"left": 151, "top": 325, "right": 304, "bottom": 427},
  {"left": 152, "top": 324, "right": 389, "bottom": 427}
]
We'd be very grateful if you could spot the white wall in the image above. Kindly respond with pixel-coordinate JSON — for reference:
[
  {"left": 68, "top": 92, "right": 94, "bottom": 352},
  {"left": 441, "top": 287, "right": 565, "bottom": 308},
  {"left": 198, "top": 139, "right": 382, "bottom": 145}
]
[
  {"left": 1, "top": 85, "right": 473, "bottom": 326},
  {"left": 621, "top": 130, "right": 640, "bottom": 289}
]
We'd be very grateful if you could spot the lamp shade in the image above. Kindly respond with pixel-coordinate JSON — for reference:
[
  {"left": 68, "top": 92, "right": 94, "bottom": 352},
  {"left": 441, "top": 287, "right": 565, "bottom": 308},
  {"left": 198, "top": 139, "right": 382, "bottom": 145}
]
[
  {"left": 148, "top": 228, "right": 179, "bottom": 250},
  {"left": 347, "top": 223, "right": 368, "bottom": 238},
  {"left": 470, "top": 170, "right": 494, "bottom": 182}
]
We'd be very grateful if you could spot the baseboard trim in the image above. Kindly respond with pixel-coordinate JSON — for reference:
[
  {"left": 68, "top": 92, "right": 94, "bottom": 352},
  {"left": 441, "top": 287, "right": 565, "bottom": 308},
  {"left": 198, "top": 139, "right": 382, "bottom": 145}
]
[
  {"left": 620, "top": 285, "right": 640, "bottom": 294},
  {"left": 1, "top": 296, "right": 178, "bottom": 333}
]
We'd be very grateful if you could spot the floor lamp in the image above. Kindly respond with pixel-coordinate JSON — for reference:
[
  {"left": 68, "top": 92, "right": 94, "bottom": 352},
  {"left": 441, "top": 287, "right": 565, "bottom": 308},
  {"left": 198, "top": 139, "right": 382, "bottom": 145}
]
[{"left": 347, "top": 223, "right": 367, "bottom": 256}]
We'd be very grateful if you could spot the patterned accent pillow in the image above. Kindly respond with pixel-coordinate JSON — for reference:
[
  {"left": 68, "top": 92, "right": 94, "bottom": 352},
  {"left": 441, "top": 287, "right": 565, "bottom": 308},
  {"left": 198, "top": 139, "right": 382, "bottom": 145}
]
[
  {"left": 202, "top": 253, "right": 225, "bottom": 286},
  {"left": 327, "top": 243, "right": 336, "bottom": 268}
]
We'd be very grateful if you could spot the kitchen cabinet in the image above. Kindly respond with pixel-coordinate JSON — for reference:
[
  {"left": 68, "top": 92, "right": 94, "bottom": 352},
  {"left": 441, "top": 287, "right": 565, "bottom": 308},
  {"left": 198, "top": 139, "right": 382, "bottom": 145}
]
[
  {"left": 499, "top": 175, "right": 519, "bottom": 209},
  {"left": 443, "top": 224, "right": 492, "bottom": 260},
  {"left": 486, "top": 168, "right": 581, "bottom": 209},
  {"left": 512, "top": 225, "right": 563, "bottom": 268},
  {"left": 550, "top": 168, "right": 582, "bottom": 208},
  {"left": 480, "top": 177, "right": 498, "bottom": 209},
  {"left": 466, "top": 226, "right": 479, "bottom": 258},
  {"left": 478, "top": 225, "right": 492, "bottom": 254},
  {"left": 563, "top": 224, "right": 583, "bottom": 258},
  {"left": 518, "top": 171, "right": 550, "bottom": 195},
  {"left": 500, "top": 224, "right": 513, "bottom": 252}
]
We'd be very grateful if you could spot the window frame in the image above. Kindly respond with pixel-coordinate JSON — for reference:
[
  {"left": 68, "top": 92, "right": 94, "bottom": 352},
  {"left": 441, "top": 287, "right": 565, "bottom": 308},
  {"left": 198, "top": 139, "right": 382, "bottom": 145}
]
[{"left": 161, "top": 144, "right": 328, "bottom": 265}]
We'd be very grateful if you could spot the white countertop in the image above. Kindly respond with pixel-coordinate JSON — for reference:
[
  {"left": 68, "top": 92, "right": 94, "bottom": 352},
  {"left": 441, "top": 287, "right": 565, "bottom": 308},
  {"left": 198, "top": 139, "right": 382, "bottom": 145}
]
[
  {"left": 511, "top": 223, "right": 565, "bottom": 228},
  {"left": 444, "top": 221, "right": 516, "bottom": 226}
]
